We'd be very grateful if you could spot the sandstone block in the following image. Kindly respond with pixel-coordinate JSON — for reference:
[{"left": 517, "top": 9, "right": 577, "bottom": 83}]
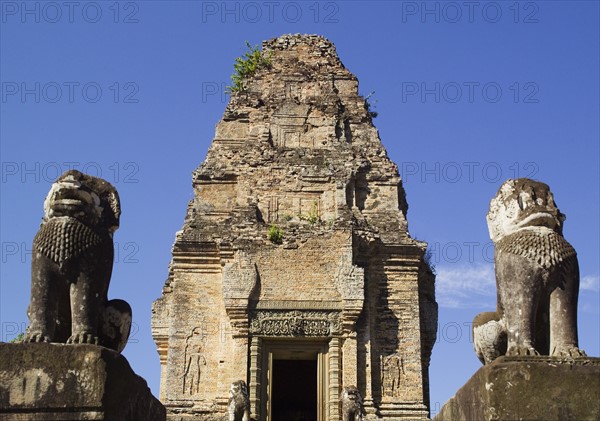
[
  {"left": 434, "top": 356, "right": 600, "bottom": 421},
  {"left": 0, "top": 343, "right": 165, "bottom": 421}
]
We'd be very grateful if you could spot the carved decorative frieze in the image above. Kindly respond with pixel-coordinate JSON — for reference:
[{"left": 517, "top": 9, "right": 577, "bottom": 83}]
[
  {"left": 250, "top": 310, "right": 342, "bottom": 337},
  {"left": 254, "top": 300, "right": 342, "bottom": 310}
]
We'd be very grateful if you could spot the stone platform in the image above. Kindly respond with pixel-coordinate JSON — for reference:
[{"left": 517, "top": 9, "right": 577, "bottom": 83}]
[
  {"left": 433, "top": 356, "right": 600, "bottom": 421},
  {"left": 0, "top": 342, "right": 165, "bottom": 421}
]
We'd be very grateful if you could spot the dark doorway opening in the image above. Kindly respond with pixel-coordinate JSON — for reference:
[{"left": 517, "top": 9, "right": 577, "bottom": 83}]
[{"left": 271, "top": 359, "right": 317, "bottom": 421}]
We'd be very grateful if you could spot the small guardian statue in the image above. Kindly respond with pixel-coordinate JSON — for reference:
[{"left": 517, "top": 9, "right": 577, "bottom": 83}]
[
  {"left": 473, "top": 178, "right": 586, "bottom": 364},
  {"left": 341, "top": 385, "right": 364, "bottom": 421},
  {"left": 23, "top": 170, "right": 131, "bottom": 352},
  {"left": 228, "top": 380, "right": 250, "bottom": 421}
]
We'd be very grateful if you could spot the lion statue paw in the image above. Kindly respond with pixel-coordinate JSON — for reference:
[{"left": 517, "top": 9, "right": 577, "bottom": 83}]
[
  {"left": 507, "top": 345, "right": 540, "bottom": 357},
  {"left": 551, "top": 345, "right": 587, "bottom": 358}
]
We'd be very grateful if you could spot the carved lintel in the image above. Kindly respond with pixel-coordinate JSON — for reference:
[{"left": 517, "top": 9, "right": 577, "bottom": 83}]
[{"left": 250, "top": 310, "right": 342, "bottom": 337}]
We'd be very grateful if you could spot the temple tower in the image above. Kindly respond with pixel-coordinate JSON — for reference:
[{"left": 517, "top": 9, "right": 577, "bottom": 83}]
[{"left": 152, "top": 34, "right": 437, "bottom": 420}]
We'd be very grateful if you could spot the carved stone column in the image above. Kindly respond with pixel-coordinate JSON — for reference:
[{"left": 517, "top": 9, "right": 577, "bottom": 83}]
[
  {"left": 249, "top": 336, "right": 262, "bottom": 420},
  {"left": 328, "top": 337, "right": 341, "bottom": 421}
]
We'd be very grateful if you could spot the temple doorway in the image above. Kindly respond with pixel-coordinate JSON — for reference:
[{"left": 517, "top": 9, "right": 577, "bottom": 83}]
[
  {"left": 271, "top": 359, "right": 317, "bottom": 421},
  {"left": 261, "top": 341, "right": 329, "bottom": 421}
]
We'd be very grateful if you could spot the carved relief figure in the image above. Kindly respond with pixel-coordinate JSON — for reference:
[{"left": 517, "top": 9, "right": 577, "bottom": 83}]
[
  {"left": 473, "top": 178, "right": 586, "bottom": 364},
  {"left": 228, "top": 380, "right": 250, "bottom": 421},
  {"left": 382, "top": 353, "right": 403, "bottom": 398},
  {"left": 183, "top": 327, "right": 206, "bottom": 395},
  {"left": 24, "top": 170, "right": 131, "bottom": 352},
  {"left": 341, "top": 385, "right": 364, "bottom": 421}
]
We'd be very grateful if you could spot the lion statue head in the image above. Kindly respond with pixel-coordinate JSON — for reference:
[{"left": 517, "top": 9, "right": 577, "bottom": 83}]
[
  {"left": 43, "top": 169, "right": 120, "bottom": 234},
  {"left": 229, "top": 380, "right": 248, "bottom": 398},
  {"left": 486, "top": 178, "right": 565, "bottom": 243}
]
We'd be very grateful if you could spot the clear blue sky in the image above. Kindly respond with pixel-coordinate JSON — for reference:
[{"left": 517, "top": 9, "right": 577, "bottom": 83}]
[{"left": 1, "top": 1, "right": 598, "bottom": 415}]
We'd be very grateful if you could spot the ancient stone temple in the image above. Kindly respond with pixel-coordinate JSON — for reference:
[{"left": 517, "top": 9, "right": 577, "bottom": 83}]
[{"left": 152, "top": 34, "right": 437, "bottom": 420}]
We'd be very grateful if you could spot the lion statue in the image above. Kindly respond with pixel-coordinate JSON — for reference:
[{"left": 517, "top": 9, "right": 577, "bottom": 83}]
[
  {"left": 341, "top": 385, "right": 364, "bottom": 421},
  {"left": 473, "top": 178, "right": 586, "bottom": 364},
  {"left": 228, "top": 380, "right": 250, "bottom": 421},
  {"left": 23, "top": 170, "right": 131, "bottom": 352}
]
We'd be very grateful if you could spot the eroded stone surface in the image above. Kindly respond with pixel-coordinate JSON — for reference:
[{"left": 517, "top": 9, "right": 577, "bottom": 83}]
[
  {"left": 0, "top": 343, "right": 165, "bottom": 421},
  {"left": 152, "top": 34, "right": 437, "bottom": 420},
  {"left": 433, "top": 356, "right": 600, "bottom": 421}
]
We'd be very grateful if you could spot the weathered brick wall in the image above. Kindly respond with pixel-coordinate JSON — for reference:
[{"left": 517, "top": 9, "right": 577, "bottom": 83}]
[{"left": 252, "top": 233, "right": 347, "bottom": 303}]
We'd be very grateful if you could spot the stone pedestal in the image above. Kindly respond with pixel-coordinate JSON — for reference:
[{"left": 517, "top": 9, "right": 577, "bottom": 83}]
[
  {"left": 0, "top": 343, "right": 165, "bottom": 421},
  {"left": 434, "top": 356, "right": 600, "bottom": 421}
]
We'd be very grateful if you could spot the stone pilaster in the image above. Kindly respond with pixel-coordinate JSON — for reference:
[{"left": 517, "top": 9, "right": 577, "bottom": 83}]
[{"left": 328, "top": 337, "right": 341, "bottom": 421}]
